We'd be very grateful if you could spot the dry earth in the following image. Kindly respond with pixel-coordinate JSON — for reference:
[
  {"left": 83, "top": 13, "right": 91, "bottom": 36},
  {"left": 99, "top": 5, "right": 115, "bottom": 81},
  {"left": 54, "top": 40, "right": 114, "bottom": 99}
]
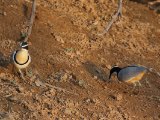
[{"left": 0, "top": 0, "right": 160, "bottom": 120}]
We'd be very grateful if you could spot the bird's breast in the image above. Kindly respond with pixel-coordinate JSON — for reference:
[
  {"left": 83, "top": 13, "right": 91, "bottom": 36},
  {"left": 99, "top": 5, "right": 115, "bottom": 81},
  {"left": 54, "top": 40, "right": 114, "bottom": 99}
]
[
  {"left": 125, "top": 72, "right": 146, "bottom": 83},
  {"left": 15, "top": 51, "right": 29, "bottom": 64},
  {"left": 117, "top": 66, "right": 147, "bottom": 83}
]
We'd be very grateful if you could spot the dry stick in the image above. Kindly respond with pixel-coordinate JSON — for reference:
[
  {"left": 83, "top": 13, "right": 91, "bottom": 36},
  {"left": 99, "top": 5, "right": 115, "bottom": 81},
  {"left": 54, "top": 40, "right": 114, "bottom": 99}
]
[
  {"left": 24, "top": 0, "right": 36, "bottom": 42},
  {"left": 98, "top": 0, "right": 123, "bottom": 36}
]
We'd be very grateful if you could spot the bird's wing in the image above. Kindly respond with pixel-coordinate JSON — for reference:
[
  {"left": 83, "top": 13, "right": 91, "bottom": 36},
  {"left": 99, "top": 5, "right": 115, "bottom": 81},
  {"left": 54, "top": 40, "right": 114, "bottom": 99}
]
[{"left": 118, "top": 66, "right": 147, "bottom": 82}]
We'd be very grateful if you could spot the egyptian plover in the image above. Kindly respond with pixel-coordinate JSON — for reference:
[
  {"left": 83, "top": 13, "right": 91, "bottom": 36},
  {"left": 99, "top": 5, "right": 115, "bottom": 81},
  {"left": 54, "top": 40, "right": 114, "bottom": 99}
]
[
  {"left": 109, "top": 65, "right": 147, "bottom": 86},
  {"left": 12, "top": 41, "right": 31, "bottom": 79}
]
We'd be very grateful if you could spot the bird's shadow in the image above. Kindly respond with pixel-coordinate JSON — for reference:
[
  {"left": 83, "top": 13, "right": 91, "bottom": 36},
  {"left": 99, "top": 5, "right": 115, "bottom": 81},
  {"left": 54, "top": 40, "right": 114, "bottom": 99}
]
[
  {"left": 83, "top": 61, "right": 109, "bottom": 82},
  {"left": 0, "top": 52, "right": 11, "bottom": 68}
]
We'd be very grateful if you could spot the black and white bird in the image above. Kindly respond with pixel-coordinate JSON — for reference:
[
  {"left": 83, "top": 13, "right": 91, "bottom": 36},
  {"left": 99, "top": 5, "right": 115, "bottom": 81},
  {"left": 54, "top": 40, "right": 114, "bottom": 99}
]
[{"left": 12, "top": 41, "right": 31, "bottom": 79}]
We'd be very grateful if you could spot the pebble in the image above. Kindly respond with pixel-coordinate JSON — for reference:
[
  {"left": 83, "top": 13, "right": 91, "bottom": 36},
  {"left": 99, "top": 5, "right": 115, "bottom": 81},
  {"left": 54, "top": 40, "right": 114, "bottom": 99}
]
[
  {"left": 3, "top": 12, "right": 7, "bottom": 16},
  {"left": 0, "top": 73, "right": 6, "bottom": 78},
  {"left": 93, "top": 76, "right": 98, "bottom": 79},
  {"left": 116, "top": 94, "right": 123, "bottom": 101},
  {"left": 106, "top": 65, "right": 112, "bottom": 70},
  {"left": 35, "top": 79, "right": 45, "bottom": 87},
  {"left": 110, "top": 94, "right": 123, "bottom": 101},
  {"left": 55, "top": 35, "right": 65, "bottom": 44},
  {"left": 64, "top": 108, "right": 72, "bottom": 115},
  {"left": 0, "top": 11, "right": 6, "bottom": 16},
  {"left": 77, "top": 80, "right": 87, "bottom": 88}
]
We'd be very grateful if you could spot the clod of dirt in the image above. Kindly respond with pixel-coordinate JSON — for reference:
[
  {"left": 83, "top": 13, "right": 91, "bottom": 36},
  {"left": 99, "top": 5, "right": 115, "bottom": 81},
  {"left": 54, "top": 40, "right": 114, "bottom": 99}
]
[
  {"left": 7, "top": 95, "right": 18, "bottom": 102},
  {"left": 55, "top": 35, "right": 65, "bottom": 44},
  {"left": 1, "top": 113, "right": 15, "bottom": 120},
  {"left": 15, "top": 86, "right": 24, "bottom": 93},
  {"left": 49, "top": 70, "right": 70, "bottom": 82},
  {"left": 35, "top": 79, "right": 45, "bottom": 87},
  {"left": 0, "top": 11, "right": 6, "bottom": 16},
  {"left": 77, "top": 79, "right": 87, "bottom": 88},
  {"left": 83, "top": 98, "right": 97, "bottom": 104},
  {"left": 43, "top": 89, "right": 56, "bottom": 97},
  {"left": 72, "top": 79, "right": 87, "bottom": 88},
  {"left": 0, "top": 73, "right": 6, "bottom": 78},
  {"left": 109, "top": 93, "right": 123, "bottom": 101},
  {"left": 63, "top": 107, "right": 79, "bottom": 116},
  {"left": 106, "top": 65, "right": 112, "bottom": 70},
  {"left": 64, "top": 108, "right": 72, "bottom": 115}
]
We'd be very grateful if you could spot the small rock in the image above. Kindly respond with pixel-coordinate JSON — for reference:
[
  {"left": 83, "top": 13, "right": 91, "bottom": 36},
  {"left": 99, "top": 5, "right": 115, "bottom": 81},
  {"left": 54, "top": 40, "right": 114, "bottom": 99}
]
[
  {"left": 76, "top": 51, "right": 81, "bottom": 55},
  {"left": 55, "top": 118, "right": 63, "bottom": 120},
  {"left": 64, "top": 108, "right": 72, "bottom": 115},
  {"left": 110, "top": 94, "right": 123, "bottom": 101},
  {"left": 93, "top": 76, "right": 98, "bottom": 79},
  {"left": 106, "top": 65, "right": 112, "bottom": 70},
  {"left": 0, "top": 11, "right": 6, "bottom": 16},
  {"left": 30, "top": 75, "right": 37, "bottom": 81},
  {"left": 116, "top": 94, "right": 123, "bottom": 101},
  {"left": 3, "top": 12, "right": 7, "bottom": 16},
  {"left": 78, "top": 80, "right": 87, "bottom": 88},
  {"left": 45, "top": 89, "right": 56, "bottom": 97},
  {"left": 85, "top": 98, "right": 92, "bottom": 103},
  {"left": 0, "top": 73, "right": 6, "bottom": 78},
  {"left": 61, "top": 73, "right": 68, "bottom": 82},
  {"left": 16, "top": 86, "right": 24, "bottom": 93},
  {"left": 55, "top": 35, "right": 64, "bottom": 44},
  {"left": 35, "top": 79, "right": 45, "bottom": 87},
  {"left": 7, "top": 96, "right": 18, "bottom": 102},
  {"left": 92, "top": 98, "right": 100, "bottom": 105},
  {"left": 84, "top": 98, "right": 94, "bottom": 104},
  {"left": 92, "top": 113, "right": 98, "bottom": 118}
]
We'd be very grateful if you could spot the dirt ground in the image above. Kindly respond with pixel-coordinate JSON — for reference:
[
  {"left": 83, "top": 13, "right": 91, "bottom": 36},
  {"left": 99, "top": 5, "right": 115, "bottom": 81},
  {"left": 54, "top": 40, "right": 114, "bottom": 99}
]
[{"left": 0, "top": 0, "right": 160, "bottom": 120}]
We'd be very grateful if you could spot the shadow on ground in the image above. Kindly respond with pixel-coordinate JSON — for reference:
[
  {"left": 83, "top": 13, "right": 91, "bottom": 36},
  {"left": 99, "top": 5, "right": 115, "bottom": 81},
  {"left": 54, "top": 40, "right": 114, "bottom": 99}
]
[
  {"left": 83, "top": 61, "right": 109, "bottom": 82},
  {"left": 0, "top": 52, "right": 11, "bottom": 68}
]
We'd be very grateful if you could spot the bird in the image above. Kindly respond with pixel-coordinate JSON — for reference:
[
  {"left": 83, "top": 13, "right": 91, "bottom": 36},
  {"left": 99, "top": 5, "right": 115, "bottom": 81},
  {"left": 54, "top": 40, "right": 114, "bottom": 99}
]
[
  {"left": 12, "top": 41, "right": 31, "bottom": 79},
  {"left": 109, "top": 65, "right": 148, "bottom": 86}
]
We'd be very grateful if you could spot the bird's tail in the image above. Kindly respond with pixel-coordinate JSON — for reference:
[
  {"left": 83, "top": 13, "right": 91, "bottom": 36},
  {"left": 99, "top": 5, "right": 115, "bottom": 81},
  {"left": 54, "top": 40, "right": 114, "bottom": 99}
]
[
  {"left": 145, "top": 67, "right": 160, "bottom": 77},
  {"left": 135, "top": 64, "right": 160, "bottom": 77}
]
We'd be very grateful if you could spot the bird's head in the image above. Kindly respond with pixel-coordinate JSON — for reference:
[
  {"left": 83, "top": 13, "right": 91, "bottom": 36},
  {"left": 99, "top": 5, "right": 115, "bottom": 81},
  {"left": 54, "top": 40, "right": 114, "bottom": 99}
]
[
  {"left": 109, "top": 65, "right": 121, "bottom": 79},
  {"left": 20, "top": 41, "right": 31, "bottom": 50}
]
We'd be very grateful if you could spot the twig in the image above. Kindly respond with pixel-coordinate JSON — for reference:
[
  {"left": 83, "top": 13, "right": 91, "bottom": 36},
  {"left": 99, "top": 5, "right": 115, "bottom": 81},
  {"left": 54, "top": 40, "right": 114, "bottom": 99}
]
[
  {"left": 98, "top": 0, "right": 123, "bottom": 36},
  {"left": 24, "top": 0, "right": 36, "bottom": 42},
  {"left": 45, "top": 83, "right": 79, "bottom": 96}
]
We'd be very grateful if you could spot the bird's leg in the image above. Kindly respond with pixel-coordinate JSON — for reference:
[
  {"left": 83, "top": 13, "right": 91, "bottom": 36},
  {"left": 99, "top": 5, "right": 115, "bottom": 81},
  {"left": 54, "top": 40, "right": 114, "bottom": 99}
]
[
  {"left": 135, "top": 81, "right": 141, "bottom": 94},
  {"left": 13, "top": 66, "right": 21, "bottom": 78},
  {"left": 25, "top": 68, "right": 28, "bottom": 76},
  {"left": 132, "top": 82, "right": 140, "bottom": 95},
  {"left": 18, "top": 69, "right": 25, "bottom": 80},
  {"left": 25, "top": 68, "right": 33, "bottom": 77},
  {"left": 132, "top": 82, "right": 137, "bottom": 91},
  {"left": 137, "top": 81, "right": 142, "bottom": 87},
  {"left": 145, "top": 78, "right": 151, "bottom": 88}
]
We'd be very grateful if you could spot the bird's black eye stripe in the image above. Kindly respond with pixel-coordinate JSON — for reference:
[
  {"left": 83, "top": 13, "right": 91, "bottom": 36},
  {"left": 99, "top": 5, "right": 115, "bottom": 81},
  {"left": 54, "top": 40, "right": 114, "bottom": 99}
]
[{"left": 22, "top": 44, "right": 28, "bottom": 48}]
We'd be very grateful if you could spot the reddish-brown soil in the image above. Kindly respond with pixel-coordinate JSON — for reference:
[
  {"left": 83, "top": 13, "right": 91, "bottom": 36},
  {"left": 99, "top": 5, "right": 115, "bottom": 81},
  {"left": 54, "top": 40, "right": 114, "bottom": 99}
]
[{"left": 0, "top": 0, "right": 160, "bottom": 120}]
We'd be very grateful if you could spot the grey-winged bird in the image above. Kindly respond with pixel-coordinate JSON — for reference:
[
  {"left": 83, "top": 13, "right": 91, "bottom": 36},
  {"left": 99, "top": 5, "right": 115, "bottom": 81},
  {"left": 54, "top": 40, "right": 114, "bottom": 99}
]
[
  {"left": 12, "top": 41, "right": 31, "bottom": 79},
  {"left": 109, "top": 65, "right": 148, "bottom": 86}
]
